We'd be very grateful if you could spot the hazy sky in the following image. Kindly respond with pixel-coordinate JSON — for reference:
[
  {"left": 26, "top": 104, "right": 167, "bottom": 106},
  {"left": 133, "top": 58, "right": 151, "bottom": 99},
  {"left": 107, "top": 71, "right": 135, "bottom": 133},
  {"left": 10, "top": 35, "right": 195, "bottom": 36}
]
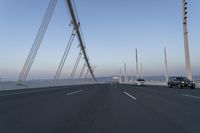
[{"left": 0, "top": 0, "right": 200, "bottom": 80}]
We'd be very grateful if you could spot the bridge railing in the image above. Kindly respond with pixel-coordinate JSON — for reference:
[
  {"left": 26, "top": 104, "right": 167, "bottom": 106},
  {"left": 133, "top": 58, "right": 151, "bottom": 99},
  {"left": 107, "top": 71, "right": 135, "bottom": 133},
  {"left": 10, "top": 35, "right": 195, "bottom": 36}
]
[
  {"left": 124, "top": 80, "right": 200, "bottom": 88},
  {"left": 144, "top": 80, "right": 167, "bottom": 86}
]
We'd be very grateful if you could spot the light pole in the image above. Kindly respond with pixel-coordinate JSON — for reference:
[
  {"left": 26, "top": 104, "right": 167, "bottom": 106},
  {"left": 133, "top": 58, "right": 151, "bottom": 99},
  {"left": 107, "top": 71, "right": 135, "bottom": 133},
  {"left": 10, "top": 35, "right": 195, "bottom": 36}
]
[
  {"left": 164, "top": 47, "right": 169, "bottom": 82},
  {"left": 140, "top": 62, "right": 143, "bottom": 79},
  {"left": 124, "top": 63, "right": 127, "bottom": 83},
  {"left": 182, "top": 0, "right": 192, "bottom": 80},
  {"left": 135, "top": 48, "right": 139, "bottom": 79},
  {"left": 119, "top": 69, "right": 122, "bottom": 83}
]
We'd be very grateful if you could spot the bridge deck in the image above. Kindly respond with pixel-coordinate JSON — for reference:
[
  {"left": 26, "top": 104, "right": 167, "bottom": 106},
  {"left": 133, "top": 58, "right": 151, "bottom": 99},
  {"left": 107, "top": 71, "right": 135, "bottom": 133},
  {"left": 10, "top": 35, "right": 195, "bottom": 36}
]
[{"left": 0, "top": 84, "right": 200, "bottom": 133}]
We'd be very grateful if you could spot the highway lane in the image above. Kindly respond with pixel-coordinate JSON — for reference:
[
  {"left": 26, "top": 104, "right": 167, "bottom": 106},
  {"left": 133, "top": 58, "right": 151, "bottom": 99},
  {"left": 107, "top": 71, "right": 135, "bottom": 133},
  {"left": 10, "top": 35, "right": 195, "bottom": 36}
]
[{"left": 0, "top": 84, "right": 200, "bottom": 133}]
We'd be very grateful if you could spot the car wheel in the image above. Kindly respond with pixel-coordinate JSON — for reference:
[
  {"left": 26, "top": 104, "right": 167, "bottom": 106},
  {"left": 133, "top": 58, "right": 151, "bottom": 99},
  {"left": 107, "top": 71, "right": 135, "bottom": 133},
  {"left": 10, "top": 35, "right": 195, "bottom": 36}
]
[
  {"left": 178, "top": 84, "right": 182, "bottom": 89},
  {"left": 168, "top": 84, "right": 172, "bottom": 88},
  {"left": 190, "top": 86, "right": 195, "bottom": 89}
]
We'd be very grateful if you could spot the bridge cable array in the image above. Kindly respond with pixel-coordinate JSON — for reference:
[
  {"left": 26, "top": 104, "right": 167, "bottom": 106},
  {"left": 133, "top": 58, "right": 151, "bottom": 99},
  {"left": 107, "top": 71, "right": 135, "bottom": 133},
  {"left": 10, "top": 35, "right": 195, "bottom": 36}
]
[
  {"left": 79, "top": 63, "right": 86, "bottom": 79},
  {"left": 65, "top": 0, "right": 97, "bottom": 82},
  {"left": 70, "top": 50, "right": 82, "bottom": 79},
  {"left": 17, "top": 0, "right": 96, "bottom": 85},
  {"left": 54, "top": 29, "right": 76, "bottom": 82},
  {"left": 17, "top": 0, "right": 58, "bottom": 84},
  {"left": 84, "top": 68, "right": 89, "bottom": 79}
]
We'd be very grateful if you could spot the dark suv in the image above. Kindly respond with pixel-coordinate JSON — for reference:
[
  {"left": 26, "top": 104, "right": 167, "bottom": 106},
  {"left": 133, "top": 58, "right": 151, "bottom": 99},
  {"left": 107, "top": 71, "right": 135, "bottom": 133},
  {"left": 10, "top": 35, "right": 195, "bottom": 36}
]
[{"left": 167, "top": 76, "right": 195, "bottom": 89}]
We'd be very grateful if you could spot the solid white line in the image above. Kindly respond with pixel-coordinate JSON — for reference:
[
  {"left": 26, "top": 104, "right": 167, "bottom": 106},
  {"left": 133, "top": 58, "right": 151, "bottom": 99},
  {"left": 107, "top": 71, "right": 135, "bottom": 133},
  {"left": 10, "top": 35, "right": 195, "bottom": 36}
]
[
  {"left": 123, "top": 91, "right": 137, "bottom": 100},
  {"left": 66, "top": 90, "right": 83, "bottom": 96},
  {"left": 182, "top": 94, "right": 200, "bottom": 99}
]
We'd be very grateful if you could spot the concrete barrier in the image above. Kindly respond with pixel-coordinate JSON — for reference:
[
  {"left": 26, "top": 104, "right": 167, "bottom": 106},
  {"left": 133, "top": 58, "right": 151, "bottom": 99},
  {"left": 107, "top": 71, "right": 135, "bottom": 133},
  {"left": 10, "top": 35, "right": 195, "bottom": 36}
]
[{"left": 0, "top": 79, "right": 97, "bottom": 91}]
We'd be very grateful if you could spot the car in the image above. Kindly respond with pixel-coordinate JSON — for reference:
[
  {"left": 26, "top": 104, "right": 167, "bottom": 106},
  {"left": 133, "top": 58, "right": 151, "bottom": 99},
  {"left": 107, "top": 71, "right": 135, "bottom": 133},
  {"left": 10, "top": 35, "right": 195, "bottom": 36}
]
[
  {"left": 112, "top": 76, "right": 120, "bottom": 85},
  {"left": 136, "top": 78, "right": 145, "bottom": 86},
  {"left": 167, "top": 76, "right": 195, "bottom": 89}
]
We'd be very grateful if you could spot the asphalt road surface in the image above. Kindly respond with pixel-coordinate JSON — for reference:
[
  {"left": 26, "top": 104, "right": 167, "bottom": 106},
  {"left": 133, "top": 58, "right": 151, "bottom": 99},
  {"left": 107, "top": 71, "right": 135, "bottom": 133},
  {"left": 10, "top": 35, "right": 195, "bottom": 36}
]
[{"left": 0, "top": 84, "right": 200, "bottom": 133}]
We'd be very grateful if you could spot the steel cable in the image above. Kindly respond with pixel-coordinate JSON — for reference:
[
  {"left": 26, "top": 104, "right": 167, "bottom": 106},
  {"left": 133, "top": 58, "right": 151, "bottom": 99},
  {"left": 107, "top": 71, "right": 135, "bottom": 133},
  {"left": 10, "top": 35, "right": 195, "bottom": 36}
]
[
  {"left": 79, "top": 62, "right": 86, "bottom": 79},
  {"left": 23, "top": 0, "right": 58, "bottom": 81},
  {"left": 18, "top": 0, "right": 56, "bottom": 83},
  {"left": 70, "top": 50, "right": 82, "bottom": 79},
  {"left": 54, "top": 30, "right": 76, "bottom": 82},
  {"left": 17, "top": 0, "right": 57, "bottom": 83},
  {"left": 84, "top": 68, "right": 89, "bottom": 79}
]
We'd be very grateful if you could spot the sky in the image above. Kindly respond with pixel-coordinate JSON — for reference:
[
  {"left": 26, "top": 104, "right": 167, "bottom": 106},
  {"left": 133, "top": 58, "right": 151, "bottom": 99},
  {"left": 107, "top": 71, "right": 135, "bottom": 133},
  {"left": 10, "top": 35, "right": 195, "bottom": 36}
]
[{"left": 0, "top": 0, "right": 200, "bottom": 80}]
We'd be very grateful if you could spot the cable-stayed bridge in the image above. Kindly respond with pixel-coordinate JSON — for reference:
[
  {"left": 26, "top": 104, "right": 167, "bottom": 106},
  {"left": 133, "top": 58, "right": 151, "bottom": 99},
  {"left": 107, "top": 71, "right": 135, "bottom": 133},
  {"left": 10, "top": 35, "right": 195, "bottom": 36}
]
[{"left": 16, "top": 0, "right": 96, "bottom": 86}]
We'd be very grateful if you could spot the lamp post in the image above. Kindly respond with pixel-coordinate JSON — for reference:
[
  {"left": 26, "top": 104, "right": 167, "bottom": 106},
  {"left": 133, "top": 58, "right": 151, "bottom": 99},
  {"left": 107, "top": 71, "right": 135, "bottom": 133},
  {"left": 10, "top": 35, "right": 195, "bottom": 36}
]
[
  {"left": 135, "top": 48, "right": 139, "bottom": 79},
  {"left": 182, "top": 0, "right": 192, "bottom": 80},
  {"left": 124, "top": 63, "right": 127, "bottom": 83},
  {"left": 164, "top": 47, "right": 169, "bottom": 82}
]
